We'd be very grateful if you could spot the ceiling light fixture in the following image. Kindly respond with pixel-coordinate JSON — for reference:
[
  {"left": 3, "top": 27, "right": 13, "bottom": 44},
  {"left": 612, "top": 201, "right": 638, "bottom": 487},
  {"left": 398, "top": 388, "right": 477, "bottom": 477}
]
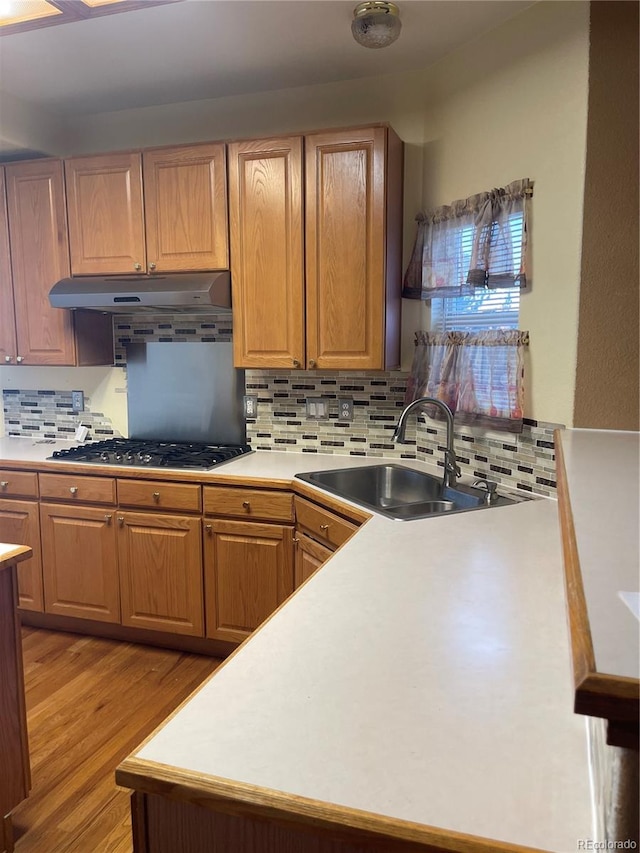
[{"left": 351, "top": 1, "right": 401, "bottom": 50}]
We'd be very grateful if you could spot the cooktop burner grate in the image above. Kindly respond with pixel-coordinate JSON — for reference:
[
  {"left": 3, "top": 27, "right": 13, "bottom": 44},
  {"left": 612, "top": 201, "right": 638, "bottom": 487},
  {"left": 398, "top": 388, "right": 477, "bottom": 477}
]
[{"left": 49, "top": 439, "right": 252, "bottom": 470}]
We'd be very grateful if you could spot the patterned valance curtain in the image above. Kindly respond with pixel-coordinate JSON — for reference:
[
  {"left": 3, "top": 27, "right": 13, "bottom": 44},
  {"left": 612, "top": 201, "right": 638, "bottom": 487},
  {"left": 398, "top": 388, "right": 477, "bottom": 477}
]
[
  {"left": 406, "top": 330, "right": 530, "bottom": 433},
  {"left": 402, "top": 178, "right": 533, "bottom": 300}
]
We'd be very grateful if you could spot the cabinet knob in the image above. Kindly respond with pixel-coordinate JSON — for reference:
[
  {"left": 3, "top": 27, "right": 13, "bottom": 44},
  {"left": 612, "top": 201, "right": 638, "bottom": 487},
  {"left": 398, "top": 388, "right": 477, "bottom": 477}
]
[
  {"left": 152, "top": 491, "right": 160, "bottom": 502},
  {"left": 104, "top": 514, "right": 112, "bottom": 524},
  {"left": 16, "top": 356, "right": 24, "bottom": 363},
  {"left": 308, "top": 359, "right": 316, "bottom": 369},
  {"left": 0, "top": 481, "right": 8, "bottom": 489},
  {"left": 242, "top": 500, "right": 251, "bottom": 510},
  {"left": 117, "top": 516, "right": 124, "bottom": 526},
  {"left": 134, "top": 263, "right": 142, "bottom": 271},
  {"left": 292, "top": 359, "right": 300, "bottom": 368},
  {"left": 148, "top": 262, "right": 157, "bottom": 271},
  {"left": 69, "top": 486, "right": 78, "bottom": 495},
  {"left": 4, "top": 356, "right": 12, "bottom": 363},
  {"left": 205, "top": 524, "right": 212, "bottom": 534},
  {"left": 292, "top": 537, "right": 300, "bottom": 544},
  {"left": 319, "top": 523, "right": 329, "bottom": 531}
]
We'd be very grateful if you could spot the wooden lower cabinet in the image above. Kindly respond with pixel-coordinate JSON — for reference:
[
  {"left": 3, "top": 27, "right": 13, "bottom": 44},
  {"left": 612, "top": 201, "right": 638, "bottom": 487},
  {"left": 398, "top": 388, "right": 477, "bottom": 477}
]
[
  {"left": 0, "top": 499, "right": 43, "bottom": 611},
  {"left": 117, "top": 512, "right": 204, "bottom": 637},
  {"left": 0, "top": 557, "right": 31, "bottom": 853},
  {"left": 40, "top": 502, "right": 120, "bottom": 623},
  {"left": 294, "top": 531, "right": 332, "bottom": 588},
  {"left": 204, "top": 519, "right": 294, "bottom": 643}
]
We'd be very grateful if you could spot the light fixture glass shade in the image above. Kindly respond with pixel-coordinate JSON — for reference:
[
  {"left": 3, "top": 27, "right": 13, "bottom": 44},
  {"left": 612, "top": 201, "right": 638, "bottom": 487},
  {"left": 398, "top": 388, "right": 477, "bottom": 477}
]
[{"left": 351, "top": 1, "right": 401, "bottom": 49}]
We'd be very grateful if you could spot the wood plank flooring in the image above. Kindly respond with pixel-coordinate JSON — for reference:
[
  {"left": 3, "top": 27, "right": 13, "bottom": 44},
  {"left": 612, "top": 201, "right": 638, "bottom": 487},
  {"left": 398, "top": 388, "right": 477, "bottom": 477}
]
[{"left": 13, "top": 627, "right": 221, "bottom": 853}]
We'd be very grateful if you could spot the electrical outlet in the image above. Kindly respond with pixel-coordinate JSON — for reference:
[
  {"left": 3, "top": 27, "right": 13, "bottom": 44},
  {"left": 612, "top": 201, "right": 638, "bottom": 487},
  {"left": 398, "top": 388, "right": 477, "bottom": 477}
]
[
  {"left": 71, "top": 390, "right": 84, "bottom": 413},
  {"left": 338, "top": 399, "right": 354, "bottom": 421},
  {"left": 243, "top": 395, "right": 258, "bottom": 419}
]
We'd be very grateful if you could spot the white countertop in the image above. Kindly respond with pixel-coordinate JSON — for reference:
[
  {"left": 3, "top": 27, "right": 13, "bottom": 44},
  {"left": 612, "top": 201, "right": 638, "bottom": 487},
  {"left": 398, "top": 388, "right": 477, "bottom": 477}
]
[
  {"left": 133, "top": 494, "right": 593, "bottom": 851},
  {"left": 0, "top": 542, "right": 32, "bottom": 571},
  {"left": 559, "top": 429, "right": 639, "bottom": 680},
  {"left": 7, "top": 431, "right": 638, "bottom": 849}
]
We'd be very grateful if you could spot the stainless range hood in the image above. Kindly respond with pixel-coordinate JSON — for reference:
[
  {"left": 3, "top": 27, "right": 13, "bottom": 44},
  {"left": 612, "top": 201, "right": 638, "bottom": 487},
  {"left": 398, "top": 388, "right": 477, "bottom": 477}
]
[{"left": 49, "top": 271, "right": 231, "bottom": 313}]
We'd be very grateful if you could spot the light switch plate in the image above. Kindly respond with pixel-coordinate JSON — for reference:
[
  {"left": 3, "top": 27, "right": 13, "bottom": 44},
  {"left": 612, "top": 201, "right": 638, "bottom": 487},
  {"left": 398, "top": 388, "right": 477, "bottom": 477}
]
[{"left": 306, "top": 397, "right": 329, "bottom": 419}]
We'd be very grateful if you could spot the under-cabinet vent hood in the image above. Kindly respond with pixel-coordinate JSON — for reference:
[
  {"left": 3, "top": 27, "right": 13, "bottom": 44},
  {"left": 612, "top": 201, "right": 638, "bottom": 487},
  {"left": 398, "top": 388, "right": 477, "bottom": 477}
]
[{"left": 49, "top": 272, "right": 232, "bottom": 314}]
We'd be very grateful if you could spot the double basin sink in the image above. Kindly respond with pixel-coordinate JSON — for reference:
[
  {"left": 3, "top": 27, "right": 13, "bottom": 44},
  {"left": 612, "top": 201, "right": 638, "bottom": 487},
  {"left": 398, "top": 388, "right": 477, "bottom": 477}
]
[{"left": 296, "top": 464, "right": 516, "bottom": 521}]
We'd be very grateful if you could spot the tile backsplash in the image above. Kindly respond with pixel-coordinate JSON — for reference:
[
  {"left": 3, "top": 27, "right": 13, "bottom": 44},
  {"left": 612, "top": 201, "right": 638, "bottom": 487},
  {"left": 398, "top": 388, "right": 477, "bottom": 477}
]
[
  {"left": 2, "top": 313, "right": 560, "bottom": 497},
  {"left": 113, "top": 312, "right": 233, "bottom": 364},
  {"left": 2, "top": 389, "right": 120, "bottom": 442},
  {"left": 244, "top": 369, "right": 561, "bottom": 497}
]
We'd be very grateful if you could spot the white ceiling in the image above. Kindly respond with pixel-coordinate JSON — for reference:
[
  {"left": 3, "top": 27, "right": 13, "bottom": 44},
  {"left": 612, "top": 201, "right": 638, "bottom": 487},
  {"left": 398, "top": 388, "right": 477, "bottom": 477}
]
[{"left": 0, "top": 0, "right": 534, "bottom": 118}]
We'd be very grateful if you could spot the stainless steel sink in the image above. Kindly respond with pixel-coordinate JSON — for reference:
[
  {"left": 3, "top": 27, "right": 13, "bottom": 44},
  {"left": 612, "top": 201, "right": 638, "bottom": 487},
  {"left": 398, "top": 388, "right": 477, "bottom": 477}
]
[{"left": 295, "top": 464, "right": 516, "bottom": 521}]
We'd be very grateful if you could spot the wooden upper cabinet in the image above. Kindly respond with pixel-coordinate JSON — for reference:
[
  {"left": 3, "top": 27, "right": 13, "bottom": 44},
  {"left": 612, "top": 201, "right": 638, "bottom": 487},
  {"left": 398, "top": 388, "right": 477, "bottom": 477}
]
[
  {"left": 4, "top": 159, "right": 79, "bottom": 366},
  {"left": 143, "top": 143, "right": 228, "bottom": 273},
  {"left": 0, "top": 169, "right": 17, "bottom": 365},
  {"left": 305, "top": 126, "right": 403, "bottom": 370},
  {"left": 229, "top": 136, "right": 304, "bottom": 368},
  {"left": 65, "top": 152, "right": 146, "bottom": 275}
]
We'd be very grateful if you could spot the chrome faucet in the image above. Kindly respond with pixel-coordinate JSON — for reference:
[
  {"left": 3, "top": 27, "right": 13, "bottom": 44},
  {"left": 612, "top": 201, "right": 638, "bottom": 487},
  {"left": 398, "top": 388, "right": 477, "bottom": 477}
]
[{"left": 392, "top": 397, "right": 461, "bottom": 488}]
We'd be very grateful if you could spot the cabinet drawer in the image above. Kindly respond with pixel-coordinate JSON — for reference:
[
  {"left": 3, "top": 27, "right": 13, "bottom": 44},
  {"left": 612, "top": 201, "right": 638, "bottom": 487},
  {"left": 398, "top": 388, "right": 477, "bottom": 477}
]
[
  {"left": 39, "top": 473, "right": 116, "bottom": 505},
  {"left": 294, "top": 496, "right": 357, "bottom": 549},
  {"left": 0, "top": 470, "right": 38, "bottom": 499},
  {"left": 117, "top": 480, "right": 201, "bottom": 513},
  {"left": 203, "top": 486, "right": 293, "bottom": 522}
]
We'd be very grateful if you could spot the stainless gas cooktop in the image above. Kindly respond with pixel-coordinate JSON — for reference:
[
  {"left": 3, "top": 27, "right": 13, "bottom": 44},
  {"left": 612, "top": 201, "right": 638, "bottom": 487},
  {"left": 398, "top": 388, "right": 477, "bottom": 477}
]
[{"left": 49, "top": 438, "right": 252, "bottom": 470}]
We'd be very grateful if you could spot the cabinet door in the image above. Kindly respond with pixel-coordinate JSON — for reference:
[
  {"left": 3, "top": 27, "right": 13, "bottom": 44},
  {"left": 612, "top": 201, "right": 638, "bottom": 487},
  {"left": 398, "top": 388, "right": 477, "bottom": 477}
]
[
  {"left": 143, "top": 143, "right": 228, "bottom": 273},
  {"left": 305, "top": 127, "right": 387, "bottom": 370},
  {"left": 229, "top": 137, "right": 304, "bottom": 368},
  {"left": 40, "top": 502, "right": 120, "bottom": 622},
  {"left": 117, "top": 511, "right": 203, "bottom": 636},
  {"left": 0, "top": 168, "right": 17, "bottom": 364},
  {"left": 204, "top": 519, "right": 294, "bottom": 643},
  {"left": 5, "top": 159, "right": 76, "bottom": 365},
  {"left": 65, "top": 152, "right": 146, "bottom": 275},
  {"left": 0, "top": 499, "right": 43, "bottom": 612},
  {"left": 294, "top": 532, "right": 332, "bottom": 588}
]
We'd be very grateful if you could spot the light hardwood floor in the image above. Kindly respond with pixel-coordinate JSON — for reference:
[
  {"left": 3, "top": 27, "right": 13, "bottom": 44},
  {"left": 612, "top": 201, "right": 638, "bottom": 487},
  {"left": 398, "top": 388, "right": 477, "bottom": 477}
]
[{"left": 13, "top": 627, "right": 221, "bottom": 853}]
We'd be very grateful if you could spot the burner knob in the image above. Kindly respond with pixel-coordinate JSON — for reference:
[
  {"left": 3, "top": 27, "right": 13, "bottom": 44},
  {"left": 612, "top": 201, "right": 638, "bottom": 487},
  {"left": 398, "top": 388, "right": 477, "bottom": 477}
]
[
  {"left": 100, "top": 453, "right": 110, "bottom": 462},
  {"left": 125, "top": 452, "right": 136, "bottom": 463},
  {"left": 115, "top": 453, "right": 124, "bottom": 462},
  {"left": 142, "top": 454, "right": 153, "bottom": 464}
]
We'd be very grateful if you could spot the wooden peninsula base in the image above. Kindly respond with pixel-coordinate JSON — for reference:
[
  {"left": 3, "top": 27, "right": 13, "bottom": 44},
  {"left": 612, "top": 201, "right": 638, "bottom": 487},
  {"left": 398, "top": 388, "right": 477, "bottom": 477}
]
[{"left": 0, "top": 544, "right": 32, "bottom": 853}]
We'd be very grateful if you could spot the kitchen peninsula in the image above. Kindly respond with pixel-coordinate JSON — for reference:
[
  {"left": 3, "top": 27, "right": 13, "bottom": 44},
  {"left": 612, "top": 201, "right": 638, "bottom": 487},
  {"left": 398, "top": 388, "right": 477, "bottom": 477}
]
[
  {"left": 1, "top": 431, "right": 638, "bottom": 850},
  {"left": 0, "top": 543, "right": 31, "bottom": 853}
]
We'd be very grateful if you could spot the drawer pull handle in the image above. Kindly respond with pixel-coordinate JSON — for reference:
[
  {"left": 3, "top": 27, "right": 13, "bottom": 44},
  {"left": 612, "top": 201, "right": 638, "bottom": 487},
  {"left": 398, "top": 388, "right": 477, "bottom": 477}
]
[
  {"left": 153, "top": 491, "right": 160, "bottom": 501},
  {"left": 69, "top": 487, "right": 78, "bottom": 495},
  {"left": 0, "top": 481, "right": 8, "bottom": 489},
  {"left": 242, "top": 500, "right": 251, "bottom": 510},
  {"left": 104, "top": 514, "right": 112, "bottom": 524},
  {"left": 117, "top": 516, "right": 124, "bottom": 526},
  {"left": 319, "top": 523, "right": 329, "bottom": 531},
  {"left": 205, "top": 524, "right": 212, "bottom": 533}
]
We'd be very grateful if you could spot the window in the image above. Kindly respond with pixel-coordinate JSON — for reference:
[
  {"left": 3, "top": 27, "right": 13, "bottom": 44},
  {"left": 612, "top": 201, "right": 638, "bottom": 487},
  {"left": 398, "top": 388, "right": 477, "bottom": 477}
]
[{"left": 430, "top": 213, "right": 523, "bottom": 333}]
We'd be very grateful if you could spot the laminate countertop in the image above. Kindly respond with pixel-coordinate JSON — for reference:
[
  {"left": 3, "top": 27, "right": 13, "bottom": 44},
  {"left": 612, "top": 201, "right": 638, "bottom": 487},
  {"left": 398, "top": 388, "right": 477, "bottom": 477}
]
[
  {"left": 0, "top": 543, "right": 31, "bottom": 572},
  {"left": 4, "top": 432, "right": 637, "bottom": 850}
]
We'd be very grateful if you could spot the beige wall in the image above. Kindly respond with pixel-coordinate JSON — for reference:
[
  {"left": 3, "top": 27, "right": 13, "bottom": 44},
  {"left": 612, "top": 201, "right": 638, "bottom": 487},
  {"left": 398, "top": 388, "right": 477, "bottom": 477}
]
[
  {"left": 573, "top": 1, "right": 639, "bottom": 430},
  {"left": 0, "top": 1, "right": 591, "bottom": 434}
]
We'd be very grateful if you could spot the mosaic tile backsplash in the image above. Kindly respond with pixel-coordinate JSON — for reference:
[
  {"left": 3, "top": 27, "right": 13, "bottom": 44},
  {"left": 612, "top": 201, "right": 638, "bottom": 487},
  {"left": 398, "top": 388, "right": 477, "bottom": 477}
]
[
  {"left": 113, "top": 312, "right": 233, "bottom": 364},
  {"left": 3, "top": 390, "right": 120, "bottom": 442},
  {"left": 2, "top": 312, "right": 560, "bottom": 497},
  {"left": 244, "top": 369, "right": 561, "bottom": 497}
]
